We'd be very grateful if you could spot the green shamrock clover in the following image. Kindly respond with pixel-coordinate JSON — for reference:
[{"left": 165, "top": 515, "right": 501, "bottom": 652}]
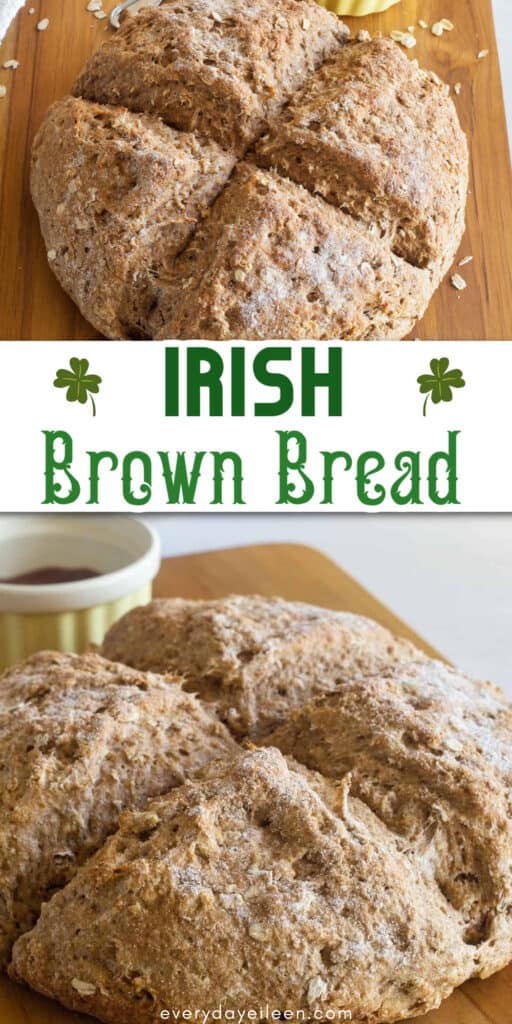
[
  {"left": 417, "top": 358, "right": 466, "bottom": 417},
  {"left": 53, "top": 358, "right": 102, "bottom": 417}
]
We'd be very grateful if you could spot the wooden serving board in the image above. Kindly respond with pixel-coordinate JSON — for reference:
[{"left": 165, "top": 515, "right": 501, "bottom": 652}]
[
  {"left": 0, "top": 0, "right": 511, "bottom": 339},
  {"left": 0, "top": 541, "right": 510, "bottom": 1023}
]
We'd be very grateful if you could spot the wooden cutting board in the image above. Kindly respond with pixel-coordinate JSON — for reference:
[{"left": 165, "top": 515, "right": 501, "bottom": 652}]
[
  {"left": 0, "top": 0, "right": 511, "bottom": 340},
  {"left": 0, "top": 541, "right": 510, "bottom": 1023}
]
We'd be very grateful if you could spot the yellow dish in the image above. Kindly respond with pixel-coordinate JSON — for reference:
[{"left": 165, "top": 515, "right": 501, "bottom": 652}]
[
  {"left": 315, "top": 0, "right": 400, "bottom": 14},
  {"left": 0, "top": 585, "right": 151, "bottom": 670},
  {"left": 0, "top": 516, "right": 160, "bottom": 671}
]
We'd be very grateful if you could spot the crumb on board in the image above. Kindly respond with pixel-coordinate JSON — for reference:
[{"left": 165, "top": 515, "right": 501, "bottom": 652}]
[
  {"left": 451, "top": 273, "right": 467, "bottom": 291},
  {"left": 390, "top": 30, "right": 416, "bottom": 49},
  {"left": 37, "top": 17, "right": 50, "bottom": 31},
  {"left": 432, "top": 19, "right": 454, "bottom": 37}
]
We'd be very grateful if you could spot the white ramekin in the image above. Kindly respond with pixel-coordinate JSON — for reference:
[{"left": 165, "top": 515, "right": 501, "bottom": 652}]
[{"left": 0, "top": 516, "right": 161, "bottom": 670}]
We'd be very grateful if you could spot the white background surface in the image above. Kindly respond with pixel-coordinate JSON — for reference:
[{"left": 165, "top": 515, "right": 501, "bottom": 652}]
[{"left": 145, "top": 513, "right": 512, "bottom": 697}]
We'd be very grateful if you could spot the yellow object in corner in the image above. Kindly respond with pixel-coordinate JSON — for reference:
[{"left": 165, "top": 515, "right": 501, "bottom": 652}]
[
  {"left": 0, "top": 516, "right": 161, "bottom": 672},
  {"left": 315, "top": 0, "right": 399, "bottom": 14},
  {"left": 0, "top": 585, "right": 151, "bottom": 671}
]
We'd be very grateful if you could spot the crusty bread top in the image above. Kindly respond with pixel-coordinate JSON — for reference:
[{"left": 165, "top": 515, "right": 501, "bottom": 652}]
[
  {"left": 152, "top": 162, "right": 434, "bottom": 340},
  {"left": 256, "top": 37, "right": 468, "bottom": 271},
  {"left": 267, "top": 658, "right": 512, "bottom": 978},
  {"left": 0, "top": 650, "right": 236, "bottom": 966},
  {"left": 30, "top": 96, "right": 235, "bottom": 338},
  {"left": 101, "top": 594, "right": 422, "bottom": 738},
  {"left": 74, "top": 0, "right": 348, "bottom": 155},
  {"left": 9, "top": 747, "right": 476, "bottom": 1024},
  {"left": 30, "top": 0, "right": 468, "bottom": 340},
  {"left": 5, "top": 622, "right": 512, "bottom": 1024}
]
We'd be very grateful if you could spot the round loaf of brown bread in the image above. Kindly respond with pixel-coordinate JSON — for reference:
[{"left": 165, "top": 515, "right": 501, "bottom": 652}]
[
  {"left": 100, "top": 594, "right": 423, "bottom": 738},
  {"left": 5, "top": 617, "right": 512, "bottom": 1023},
  {"left": 0, "top": 650, "right": 237, "bottom": 966},
  {"left": 30, "top": 0, "right": 468, "bottom": 340}
]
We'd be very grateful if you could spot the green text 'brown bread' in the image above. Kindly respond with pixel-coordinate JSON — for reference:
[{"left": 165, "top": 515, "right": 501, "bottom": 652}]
[
  {"left": 30, "top": 0, "right": 468, "bottom": 340},
  {"left": 9, "top": 748, "right": 479, "bottom": 1024},
  {"left": 100, "top": 594, "right": 422, "bottom": 738},
  {"left": 0, "top": 650, "right": 237, "bottom": 967}
]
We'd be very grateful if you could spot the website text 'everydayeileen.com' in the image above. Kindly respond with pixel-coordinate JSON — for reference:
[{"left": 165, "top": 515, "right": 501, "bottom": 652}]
[{"left": 159, "top": 1009, "right": 352, "bottom": 1022}]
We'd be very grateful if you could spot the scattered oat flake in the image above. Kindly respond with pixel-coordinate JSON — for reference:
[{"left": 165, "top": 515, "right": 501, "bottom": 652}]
[
  {"left": 390, "top": 30, "right": 416, "bottom": 49},
  {"left": 37, "top": 17, "right": 49, "bottom": 30},
  {"left": 451, "top": 273, "right": 467, "bottom": 291},
  {"left": 0, "top": 86, "right": 6, "bottom": 98},
  {"left": 407, "top": 25, "right": 415, "bottom": 33},
  {"left": 431, "top": 22, "right": 444, "bottom": 37},
  {"left": 477, "top": 49, "right": 489, "bottom": 59},
  {"left": 454, "top": 82, "right": 462, "bottom": 95},
  {"left": 87, "top": 0, "right": 102, "bottom": 9},
  {"left": 47, "top": 249, "right": 57, "bottom": 261},
  {"left": 28, "top": 7, "right": 35, "bottom": 12},
  {"left": 94, "top": 9, "right": 108, "bottom": 18},
  {"left": 3, "top": 60, "right": 19, "bottom": 69},
  {"left": 418, "top": 20, "right": 428, "bottom": 29},
  {"left": 71, "top": 979, "right": 96, "bottom": 997},
  {"left": 459, "top": 255, "right": 473, "bottom": 267},
  {"left": 440, "top": 19, "right": 454, "bottom": 31}
]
